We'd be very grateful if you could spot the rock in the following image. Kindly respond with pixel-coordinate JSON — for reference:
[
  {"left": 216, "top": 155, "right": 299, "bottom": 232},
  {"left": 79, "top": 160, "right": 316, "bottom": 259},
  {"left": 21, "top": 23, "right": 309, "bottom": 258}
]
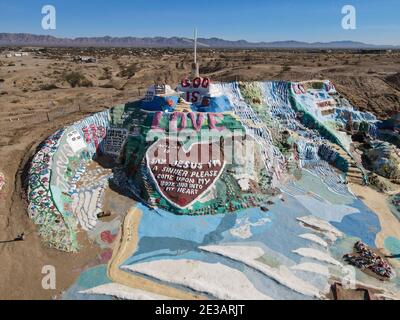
[
  {"left": 364, "top": 140, "right": 400, "bottom": 180},
  {"left": 100, "top": 79, "right": 126, "bottom": 90}
]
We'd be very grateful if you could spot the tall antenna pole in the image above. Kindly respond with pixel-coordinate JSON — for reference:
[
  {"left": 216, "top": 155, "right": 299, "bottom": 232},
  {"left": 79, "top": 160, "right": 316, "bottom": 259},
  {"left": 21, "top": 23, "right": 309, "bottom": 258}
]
[
  {"left": 192, "top": 27, "right": 199, "bottom": 77},
  {"left": 194, "top": 27, "right": 197, "bottom": 64}
]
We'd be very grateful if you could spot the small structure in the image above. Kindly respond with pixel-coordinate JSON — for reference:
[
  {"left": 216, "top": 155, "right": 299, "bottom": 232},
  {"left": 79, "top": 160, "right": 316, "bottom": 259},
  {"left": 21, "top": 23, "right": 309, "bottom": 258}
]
[
  {"left": 74, "top": 56, "right": 97, "bottom": 63},
  {"left": 141, "top": 83, "right": 179, "bottom": 111},
  {"left": 4, "top": 52, "right": 28, "bottom": 58}
]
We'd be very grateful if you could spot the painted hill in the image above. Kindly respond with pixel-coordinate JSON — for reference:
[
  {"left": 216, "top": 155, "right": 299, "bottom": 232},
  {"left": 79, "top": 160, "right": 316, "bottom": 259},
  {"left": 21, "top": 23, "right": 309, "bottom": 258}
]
[
  {"left": 27, "top": 79, "right": 384, "bottom": 251},
  {"left": 0, "top": 33, "right": 398, "bottom": 49}
]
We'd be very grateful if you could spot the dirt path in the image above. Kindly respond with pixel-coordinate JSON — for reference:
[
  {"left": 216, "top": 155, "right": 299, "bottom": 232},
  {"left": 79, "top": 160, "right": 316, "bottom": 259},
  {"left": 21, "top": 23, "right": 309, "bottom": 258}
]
[{"left": 107, "top": 206, "right": 206, "bottom": 300}]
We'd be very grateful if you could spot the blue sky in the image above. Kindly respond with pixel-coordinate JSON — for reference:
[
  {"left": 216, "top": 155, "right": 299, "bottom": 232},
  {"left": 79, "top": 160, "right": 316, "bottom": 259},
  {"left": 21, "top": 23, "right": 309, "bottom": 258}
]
[{"left": 0, "top": 0, "right": 399, "bottom": 45}]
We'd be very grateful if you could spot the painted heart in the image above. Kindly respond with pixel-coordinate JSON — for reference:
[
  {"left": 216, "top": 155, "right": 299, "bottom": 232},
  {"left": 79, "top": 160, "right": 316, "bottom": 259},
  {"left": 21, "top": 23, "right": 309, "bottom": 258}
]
[{"left": 146, "top": 138, "right": 225, "bottom": 209}]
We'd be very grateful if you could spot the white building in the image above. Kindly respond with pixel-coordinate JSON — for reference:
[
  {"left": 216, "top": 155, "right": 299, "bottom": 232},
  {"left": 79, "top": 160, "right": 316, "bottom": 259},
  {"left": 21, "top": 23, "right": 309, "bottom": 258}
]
[{"left": 75, "top": 56, "right": 97, "bottom": 63}]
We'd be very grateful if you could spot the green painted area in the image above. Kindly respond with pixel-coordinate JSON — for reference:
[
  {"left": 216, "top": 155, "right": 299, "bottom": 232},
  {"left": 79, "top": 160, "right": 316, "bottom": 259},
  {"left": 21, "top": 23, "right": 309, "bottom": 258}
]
[{"left": 239, "top": 82, "right": 264, "bottom": 106}]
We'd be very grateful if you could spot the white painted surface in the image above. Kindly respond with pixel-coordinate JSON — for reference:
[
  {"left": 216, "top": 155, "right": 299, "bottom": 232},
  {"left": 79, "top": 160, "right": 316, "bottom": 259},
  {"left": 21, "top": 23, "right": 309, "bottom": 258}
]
[
  {"left": 123, "top": 259, "right": 272, "bottom": 300},
  {"left": 79, "top": 283, "right": 172, "bottom": 300},
  {"left": 199, "top": 245, "right": 323, "bottom": 298}
]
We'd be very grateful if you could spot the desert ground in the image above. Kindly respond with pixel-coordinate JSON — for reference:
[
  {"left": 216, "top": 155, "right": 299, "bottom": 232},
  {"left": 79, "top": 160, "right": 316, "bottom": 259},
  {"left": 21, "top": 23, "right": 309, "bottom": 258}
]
[{"left": 0, "top": 47, "right": 399, "bottom": 299}]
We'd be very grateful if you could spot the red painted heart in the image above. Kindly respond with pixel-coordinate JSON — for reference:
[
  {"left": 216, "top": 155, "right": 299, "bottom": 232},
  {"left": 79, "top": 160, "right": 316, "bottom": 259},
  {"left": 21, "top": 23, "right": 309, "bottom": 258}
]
[{"left": 146, "top": 138, "right": 225, "bottom": 209}]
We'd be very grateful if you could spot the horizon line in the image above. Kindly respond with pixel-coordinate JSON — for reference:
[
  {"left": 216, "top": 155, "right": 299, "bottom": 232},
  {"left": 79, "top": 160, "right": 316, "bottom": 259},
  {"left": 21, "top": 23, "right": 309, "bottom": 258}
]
[{"left": 0, "top": 32, "right": 399, "bottom": 48}]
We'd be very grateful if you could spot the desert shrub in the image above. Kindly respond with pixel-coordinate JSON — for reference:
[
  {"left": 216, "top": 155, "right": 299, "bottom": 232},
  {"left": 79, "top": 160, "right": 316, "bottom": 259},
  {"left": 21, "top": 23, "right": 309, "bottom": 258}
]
[
  {"left": 63, "top": 71, "right": 92, "bottom": 88},
  {"left": 281, "top": 65, "right": 291, "bottom": 72},
  {"left": 118, "top": 63, "right": 139, "bottom": 78},
  {"left": 80, "top": 78, "right": 93, "bottom": 87},
  {"left": 311, "top": 82, "right": 324, "bottom": 89},
  {"left": 99, "top": 82, "right": 113, "bottom": 88},
  {"left": 99, "top": 66, "right": 112, "bottom": 80},
  {"left": 64, "top": 71, "right": 84, "bottom": 87},
  {"left": 39, "top": 83, "right": 58, "bottom": 90},
  {"left": 199, "top": 61, "right": 224, "bottom": 74}
]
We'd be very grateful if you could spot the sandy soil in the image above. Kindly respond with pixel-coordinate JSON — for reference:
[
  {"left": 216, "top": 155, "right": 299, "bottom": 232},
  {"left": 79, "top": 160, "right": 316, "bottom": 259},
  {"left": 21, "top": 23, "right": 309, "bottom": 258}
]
[
  {"left": 349, "top": 183, "right": 400, "bottom": 269},
  {"left": 0, "top": 47, "right": 399, "bottom": 299}
]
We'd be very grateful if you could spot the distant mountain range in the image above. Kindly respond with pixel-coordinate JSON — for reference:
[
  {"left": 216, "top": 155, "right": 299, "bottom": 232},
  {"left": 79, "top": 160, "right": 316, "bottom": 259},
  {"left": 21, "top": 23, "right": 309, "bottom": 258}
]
[{"left": 0, "top": 33, "right": 398, "bottom": 49}]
